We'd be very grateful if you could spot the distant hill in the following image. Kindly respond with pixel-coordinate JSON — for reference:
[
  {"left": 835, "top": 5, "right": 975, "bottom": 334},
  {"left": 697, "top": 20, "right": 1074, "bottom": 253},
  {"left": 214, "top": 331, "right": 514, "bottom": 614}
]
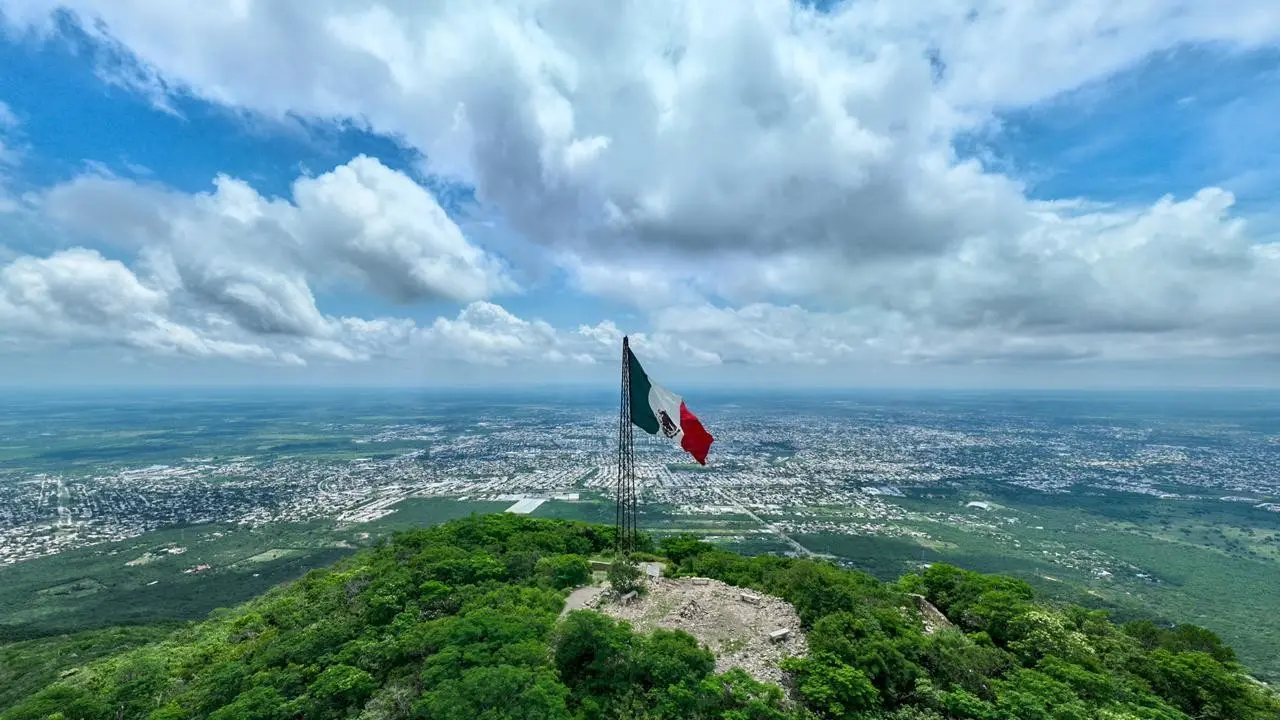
[{"left": 3, "top": 514, "right": 1276, "bottom": 720}]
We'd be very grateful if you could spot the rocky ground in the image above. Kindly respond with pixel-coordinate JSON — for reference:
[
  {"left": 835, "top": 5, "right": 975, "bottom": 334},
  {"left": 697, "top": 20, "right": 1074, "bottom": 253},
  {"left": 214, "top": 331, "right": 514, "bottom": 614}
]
[
  {"left": 910, "top": 593, "right": 954, "bottom": 634},
  {"left": 584, "top": 576, "right": 808, "bottom": 688}
]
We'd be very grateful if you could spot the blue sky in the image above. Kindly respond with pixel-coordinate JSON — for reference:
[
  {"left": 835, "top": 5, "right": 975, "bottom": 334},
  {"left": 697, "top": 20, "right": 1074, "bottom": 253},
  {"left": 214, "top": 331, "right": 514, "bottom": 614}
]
[
  {"left": 0, "top": 17, "right": 641, "bottom": 332},
  {"left": 0, "top": 15, "right": 657, "bottom": 329},
  {"left": 1, "top": 2, "right": 1279, "bottom": 387},
  {"left": 976, "top": 44, "right": 1280, "bottom": 217}
]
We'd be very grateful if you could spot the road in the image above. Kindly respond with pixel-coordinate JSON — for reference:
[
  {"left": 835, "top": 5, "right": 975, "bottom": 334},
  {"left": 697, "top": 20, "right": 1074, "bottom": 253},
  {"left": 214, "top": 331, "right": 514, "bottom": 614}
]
[
  {"left": 560, "top": 585, "right": 605, "bottom": 618},
  {"left": 711, "top": 487, "right": 813, "bottom": 557},
  {"left": 56, "top": 478, "right": 71, "bottom": 529}
]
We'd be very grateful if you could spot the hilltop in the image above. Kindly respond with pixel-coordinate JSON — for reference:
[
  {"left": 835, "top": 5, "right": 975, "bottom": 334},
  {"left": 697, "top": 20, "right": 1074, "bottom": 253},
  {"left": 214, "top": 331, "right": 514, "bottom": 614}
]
[
  {"left": 3, "top": 514, "right": 1276, "bottom": 720},
  {"left": 583, "top": 574, "right": 809, "bottom": 688}
]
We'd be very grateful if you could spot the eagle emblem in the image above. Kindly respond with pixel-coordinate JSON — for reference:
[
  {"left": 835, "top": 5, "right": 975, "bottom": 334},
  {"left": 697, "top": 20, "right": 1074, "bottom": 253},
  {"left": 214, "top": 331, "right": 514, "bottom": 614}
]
[{"left": 658, "top": 410, "right": 680, "bottom": 438}]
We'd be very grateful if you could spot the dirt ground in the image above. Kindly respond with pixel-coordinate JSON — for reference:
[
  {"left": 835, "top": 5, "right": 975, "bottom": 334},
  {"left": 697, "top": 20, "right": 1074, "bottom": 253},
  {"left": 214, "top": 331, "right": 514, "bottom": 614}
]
[
  {"left": 561, "top": 583, "right": 606, "bottom": 617},
  {"left": 588, "top": 576, "right": 808, "bottom": 688}
]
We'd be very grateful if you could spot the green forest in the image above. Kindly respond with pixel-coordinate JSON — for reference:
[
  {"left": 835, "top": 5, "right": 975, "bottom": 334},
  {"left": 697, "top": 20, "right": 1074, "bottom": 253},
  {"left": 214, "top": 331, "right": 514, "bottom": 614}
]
[{"left": 3, "top": 514, "right": 1276, "bottom": 720}]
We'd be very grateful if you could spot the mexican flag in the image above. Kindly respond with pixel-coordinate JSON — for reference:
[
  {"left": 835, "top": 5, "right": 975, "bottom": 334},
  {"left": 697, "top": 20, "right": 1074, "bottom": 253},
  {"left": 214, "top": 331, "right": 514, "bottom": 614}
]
[{"left": 627, "top": 348, "right": 714, "bottom": 465}]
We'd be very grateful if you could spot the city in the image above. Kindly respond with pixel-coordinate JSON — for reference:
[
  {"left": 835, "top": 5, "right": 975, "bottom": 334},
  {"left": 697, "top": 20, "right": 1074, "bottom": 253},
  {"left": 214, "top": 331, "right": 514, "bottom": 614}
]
[{"left": 3, "top": 396, "right": 1277, "bottom": 577}]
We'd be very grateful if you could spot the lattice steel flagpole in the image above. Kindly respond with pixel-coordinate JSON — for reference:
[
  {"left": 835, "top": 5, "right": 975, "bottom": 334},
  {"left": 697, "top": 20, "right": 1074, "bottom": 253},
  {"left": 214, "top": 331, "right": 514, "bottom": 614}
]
[
  {"left": 615, "top": 336, "right": 624, "bottom": 551},
  {"left": 616, "top": 336, "right": 637, "bottom": 555}
]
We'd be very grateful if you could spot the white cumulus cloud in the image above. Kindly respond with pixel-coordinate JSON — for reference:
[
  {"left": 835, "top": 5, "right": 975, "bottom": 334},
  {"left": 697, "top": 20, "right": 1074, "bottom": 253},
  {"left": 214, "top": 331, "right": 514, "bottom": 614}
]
[
  {"left": 417, "top": 301, "right": 600, "bottom": 367},
  {"left": 2, "top": 0, "right": 1279, "bottom": 375},
  {"left": 0, "top": 248, "right": 284, "bottom": 362},
  {"left": 0, "top": 156, "right": 517, "bottom": 366}
]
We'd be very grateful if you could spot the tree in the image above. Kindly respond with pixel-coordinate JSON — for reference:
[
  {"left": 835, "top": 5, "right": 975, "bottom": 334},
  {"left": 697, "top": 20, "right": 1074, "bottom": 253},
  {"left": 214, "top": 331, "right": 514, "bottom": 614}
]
[
  {"left": 918, "top": 629, "right": 1012, "bottom": 698},
  {"left": 608, "top": 557, "right": 646, "bottom": 598},
  {"left": 782, "top": 655, "right": 880, "bottom": 718},
  {"left": 807, "top": 610, "right": 923, "bottom": 704},
  {"left": 2, "top": 685, "right": 111, "bottom": 720},
  {"left": 1123, "top": 620, "right": 1237, "bottom": 664},
  {"left": 553, "top": 611, "right": 637, "bottom": 700},
  {"left": 207, "top": 686, "right": 291, "bottom": 720},
  {"left": 306, "top": 664, "right": 377, "bottom": 717},
  {"left": 688, "top": 668, "right": 790, "bottom": 720},
  {"left": 1135, "top": 649, "right": 1275, "bottom": 720},
  {"left": 1007, "top": 610, "right": 1094, "bottom": 665},
  {"left": 503, "top": 550, "right": 543, "bottom": 582},
  {"left": 659, "top": 535, "right": 714, "bottom": 567},
  {"left": 536, "top": 554, "right": 592, "bottom": 590},
  {"left": 4, "top": 515, "right": 1275, "bottom": 720},
  {"left": 633, "top": 629, "right": 715, "bottom": 692},
  {"left": 184, "top": 660, "right": 250, "bottom": 717},
  {"left": 988, "top": 668, "right": 1100, "bottom": 720},
  {"left": 417, "top": 665, "right": 572, "bottom": 720},
  {"left": 100, "top": 651, "right": 173, "bottom": 720}
]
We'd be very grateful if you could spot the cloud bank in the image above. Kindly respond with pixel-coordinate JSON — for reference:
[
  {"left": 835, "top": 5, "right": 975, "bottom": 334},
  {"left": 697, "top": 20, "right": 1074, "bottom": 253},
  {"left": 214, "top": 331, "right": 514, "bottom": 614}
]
[{"left": 1, "top": 0, "right": 1279, "bottom": 379}]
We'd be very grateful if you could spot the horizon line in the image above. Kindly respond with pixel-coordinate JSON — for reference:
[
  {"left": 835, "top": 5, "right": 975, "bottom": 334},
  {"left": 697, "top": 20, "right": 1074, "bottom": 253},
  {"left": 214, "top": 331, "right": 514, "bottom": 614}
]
[{"left": 2, "top": 383, "right": 1279, "bottom": 394}]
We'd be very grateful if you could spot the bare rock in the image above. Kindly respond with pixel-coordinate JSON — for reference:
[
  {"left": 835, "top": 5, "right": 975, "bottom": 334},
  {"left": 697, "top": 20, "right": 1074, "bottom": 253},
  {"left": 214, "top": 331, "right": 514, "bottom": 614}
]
[
  {"left": 594, "top": 576, "right": 808, "bottom": 689},
  {"left": 909, "top": 593, "right": 954, "bottom": 634}
]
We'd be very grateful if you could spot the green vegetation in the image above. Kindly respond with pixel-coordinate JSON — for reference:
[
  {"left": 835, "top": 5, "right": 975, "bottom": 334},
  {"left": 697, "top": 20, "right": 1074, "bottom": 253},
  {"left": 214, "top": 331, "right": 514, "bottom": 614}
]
[
  {"left": 606, "top": 556, "right": 646, "bottom": 598},
  {"left": 666, "top": 463, "right": 713, "bottom": 472},
  {"left": 776, "top": 487, "right": 1280, "bottom": 681},
  {"left": 537, "top": 554, "right": 592, "bottom": 590},
  {"left": 35, "top": 579, "right": 105, "bottom": 599},
  {"left": 0, "top": 500, "right": 505, "bottom": 643},
  {"left": 0, "top": 522, "right": 355, "bottom": 642},
  {"left": 361, "top": 498, "right": 513, "bottom": 533},
  {"left": 2, "top": 516, "right": 786, "bottom": 719},
  {"left": 4, "top": 516, "right": 1276, "bottom": 720},
  {"left": 531, "top": 499, "right": 619, "bottom": 525},
  {"left": 664, "top": 534, "right": 1278, "bottom": 719},
  {"left": 0, "top": 624, "right": 181, "bottom": 709}
]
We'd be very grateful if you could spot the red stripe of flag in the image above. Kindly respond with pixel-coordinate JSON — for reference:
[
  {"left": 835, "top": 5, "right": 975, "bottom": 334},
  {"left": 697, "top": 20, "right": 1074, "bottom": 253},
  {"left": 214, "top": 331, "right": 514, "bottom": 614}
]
[{"left": 678, "top": 401, "right": 714, "bottom": 465}]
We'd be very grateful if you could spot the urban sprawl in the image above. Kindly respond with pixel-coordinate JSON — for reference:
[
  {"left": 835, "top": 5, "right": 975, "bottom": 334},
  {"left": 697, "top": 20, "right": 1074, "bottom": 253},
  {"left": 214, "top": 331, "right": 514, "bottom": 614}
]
[{"left": 2, "top": 409, "right": 1277, "bottom": 578}]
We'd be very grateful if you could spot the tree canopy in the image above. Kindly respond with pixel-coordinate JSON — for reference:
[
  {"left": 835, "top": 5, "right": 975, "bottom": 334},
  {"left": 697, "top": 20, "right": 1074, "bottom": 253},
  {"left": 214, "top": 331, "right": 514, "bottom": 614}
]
[{"left": 4, "top": 518, "right": 1276, "bottom": 720}]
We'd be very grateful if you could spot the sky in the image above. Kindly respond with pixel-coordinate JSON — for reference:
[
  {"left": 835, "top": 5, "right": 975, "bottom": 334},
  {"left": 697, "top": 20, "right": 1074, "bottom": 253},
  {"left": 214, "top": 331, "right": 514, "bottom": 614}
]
[{"left": 0, "top": 1, "right": 1279, "bottom": 389}]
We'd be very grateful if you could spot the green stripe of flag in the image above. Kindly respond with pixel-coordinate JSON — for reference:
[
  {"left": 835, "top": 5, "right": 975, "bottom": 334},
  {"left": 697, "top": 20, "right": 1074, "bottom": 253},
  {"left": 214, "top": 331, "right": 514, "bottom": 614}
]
[{"left": 627, "top": 349, "right": 659, "bottom": 435}]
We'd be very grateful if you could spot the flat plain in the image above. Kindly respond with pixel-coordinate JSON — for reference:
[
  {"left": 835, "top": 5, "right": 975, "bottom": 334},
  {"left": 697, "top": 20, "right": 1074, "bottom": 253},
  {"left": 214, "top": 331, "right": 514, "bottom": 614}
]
[{"left": 1, "top": 388, "right": 1277, "bottom": 679}]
